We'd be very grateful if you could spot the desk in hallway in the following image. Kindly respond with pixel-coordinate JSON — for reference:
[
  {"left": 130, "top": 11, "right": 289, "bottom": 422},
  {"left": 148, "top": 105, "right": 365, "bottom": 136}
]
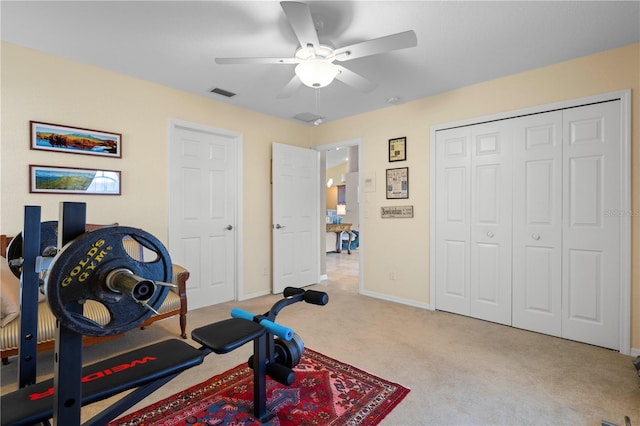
[{"left": 326, "top": 223, "right": 352, "bottom": 254}]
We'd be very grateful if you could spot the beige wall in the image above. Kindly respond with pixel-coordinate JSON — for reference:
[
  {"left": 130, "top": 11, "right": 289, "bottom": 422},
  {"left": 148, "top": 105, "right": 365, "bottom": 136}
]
[
  {"left": 0, "top": 42, "right": 312, "bottom": 297},
  {"left": 326, "top": 186, "right": 338, "bottom": 210},
  {"left": 2, "top": 40, "right": 639, "bottom": 350},
  {"left": 325, "top": 162, "right": 348, "bottom": 210},
  {"left": 326, "top": 163, "right": 348, "bottom": 192},
  {"left": 312, "top": 43, "right": 640, "bottom": 350}
]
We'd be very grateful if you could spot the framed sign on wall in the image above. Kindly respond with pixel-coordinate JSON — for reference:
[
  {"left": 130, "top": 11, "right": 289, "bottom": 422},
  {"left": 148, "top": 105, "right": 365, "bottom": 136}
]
[
  {"left": 388, "top": 137, "right": 406, "bottom": 162},
  {"left": 381, "top": 205, "right": 414, "bottom": 218},
  {"left": 386, "top": 167, "right": 409, "bottom": 199}
]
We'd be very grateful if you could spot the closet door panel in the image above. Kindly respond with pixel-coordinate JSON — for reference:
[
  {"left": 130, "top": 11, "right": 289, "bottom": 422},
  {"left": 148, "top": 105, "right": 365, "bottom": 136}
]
[
  {"left": 562, "top": 101, "right": 620, "bottom": 350},
  {"left": 435, "top": 128, "right": 471, "bottom": 315},
  {"left": 568, "top": 156, "right": 602, "bottom": 227},
  {"left": 567, "top": 249, "right": 603, "bottom": 320},
  {"left": 473, "top": 242, "right": 500, "bottom": 302},
  {"left": 512, "top": 112, "right": 562, "bottom": 336},
  {"left": 469, "top": 123, "right": 512, "bottom": 325}
]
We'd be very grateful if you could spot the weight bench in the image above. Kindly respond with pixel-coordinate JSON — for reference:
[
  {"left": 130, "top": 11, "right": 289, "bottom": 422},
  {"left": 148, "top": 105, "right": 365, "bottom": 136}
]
[
  {"left": 1, "top": 202, "right": 327, "bottom": 425},
  {"left": 0, "top": 319, "right": 281, "bottom": 425}
]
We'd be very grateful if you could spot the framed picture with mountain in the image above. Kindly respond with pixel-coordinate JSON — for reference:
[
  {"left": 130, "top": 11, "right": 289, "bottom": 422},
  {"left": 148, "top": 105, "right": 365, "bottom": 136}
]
[
  {"left": 30, "top": 121, "right": 122, "bottom": 158},
  {"left": 29, "top": 165, "right": 121, "bottom": 195}
]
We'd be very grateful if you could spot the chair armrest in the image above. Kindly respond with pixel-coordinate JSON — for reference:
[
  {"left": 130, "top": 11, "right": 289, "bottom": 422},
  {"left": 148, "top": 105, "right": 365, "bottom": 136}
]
[
  {"left": 170, "top": 263, "right": 189, "bottom": 339},
  {"left": 171, "top": 264, "right": 189, "bottom": 293}
]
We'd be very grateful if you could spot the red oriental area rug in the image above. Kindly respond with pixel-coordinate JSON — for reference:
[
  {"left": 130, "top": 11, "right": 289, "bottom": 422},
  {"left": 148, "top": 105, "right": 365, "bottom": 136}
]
[{"left": 110, "top": 348, "right": 410, "bottom": 425}]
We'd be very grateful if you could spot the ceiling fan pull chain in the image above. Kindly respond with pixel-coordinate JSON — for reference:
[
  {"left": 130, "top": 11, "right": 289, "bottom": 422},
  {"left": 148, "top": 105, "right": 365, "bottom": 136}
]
[{"left": 314, "top": 88, "right": 323, "bottom": 126}]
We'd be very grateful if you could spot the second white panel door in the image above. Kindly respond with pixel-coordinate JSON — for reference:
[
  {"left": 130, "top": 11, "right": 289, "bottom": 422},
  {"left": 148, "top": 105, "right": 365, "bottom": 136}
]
[
  {"left": 469, "top": 122, "right": 513, "bottom": 325},
  {"left": 512, "top": 111, "right": 563, "bottom": 336},
  {"left": 562, "top": 101, "right": 621, "bottom": 349},
  {"left": 435, "top": 127, "right": 471, "bottom": 316},
  {"left": 272, "top": 143, "right": 320, "bottom": 294}
]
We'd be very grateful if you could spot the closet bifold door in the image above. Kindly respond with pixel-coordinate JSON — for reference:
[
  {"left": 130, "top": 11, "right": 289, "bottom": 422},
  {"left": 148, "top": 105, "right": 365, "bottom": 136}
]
[
  {"left": 435, "top": 97, "right": 624, "bottom": 350},
  {"left": 511, "top": 111, "right": 563, "bottom": 336},
  {"left": 469, "top": 121, "right": 513, "bottom": 326},
  {"left": 434, "top": 127, "right": 472, "bottom": 316},
  {"left": 561, "top": 101, "right": 621, "bottom": 350}
]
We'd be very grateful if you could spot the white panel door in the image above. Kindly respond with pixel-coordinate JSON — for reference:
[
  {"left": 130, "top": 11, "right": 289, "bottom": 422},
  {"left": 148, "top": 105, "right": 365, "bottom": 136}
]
[
  {"left": 170, "top": 124, "right": 238, "bottom": 309},
  {"left": 562, "top": 101, "right": 620, "bottom": 349},
  {"left": 435, "top": 127, "right": 471, "bottom": 316},
  {"left": 272, "top": 143, "right": 320, "bottom": 294},
  {"left": 469, "top": 122, "right": 513, "bottom": 325},
  {"left": 512, "top": 111, "right": 563, "bottom": 336}
]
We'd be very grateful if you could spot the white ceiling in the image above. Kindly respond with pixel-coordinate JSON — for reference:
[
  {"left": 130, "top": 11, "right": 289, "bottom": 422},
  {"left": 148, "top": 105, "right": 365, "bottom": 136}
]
[
  {"left": 1, "top": 1, "right": 639, "bottom": 126},
  {"left": 326, "top": 145, "right": 352, "bottom": 169}
]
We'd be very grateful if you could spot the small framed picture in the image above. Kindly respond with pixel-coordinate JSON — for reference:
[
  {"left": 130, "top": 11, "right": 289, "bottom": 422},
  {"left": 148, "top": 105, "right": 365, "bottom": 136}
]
[
  {"left": 386, "top": 167, "right": 409, "bottom": 199},
  {"left": 389, "top": 137, "right": 406, "bottom": 162},
  {"left": 30, "top": 121, "right": 122, "bottom": 158},
  {"left": 30, "top": 165, "right": 121, "bottom": 195}
]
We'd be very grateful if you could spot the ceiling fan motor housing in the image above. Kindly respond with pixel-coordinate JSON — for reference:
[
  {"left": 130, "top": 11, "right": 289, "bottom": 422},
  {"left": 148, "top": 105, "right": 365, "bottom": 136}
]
[{"left": 294, "top": 45, "right": 340, "bottom": 88}]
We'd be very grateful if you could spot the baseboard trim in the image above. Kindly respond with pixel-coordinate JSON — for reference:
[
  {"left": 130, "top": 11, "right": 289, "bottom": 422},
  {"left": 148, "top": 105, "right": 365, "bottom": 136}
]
[
  {"left": 319, "top": 274, "right": 328, "bottom": 282},
  {"left": 360, "top": 289, "right": 433, "bottom": 310},
  {"left": 630, "top": 347, "right": 640, "bottom": 357},
  {"left": 239, "top": 289, "right": 271, "bottom": 301}
]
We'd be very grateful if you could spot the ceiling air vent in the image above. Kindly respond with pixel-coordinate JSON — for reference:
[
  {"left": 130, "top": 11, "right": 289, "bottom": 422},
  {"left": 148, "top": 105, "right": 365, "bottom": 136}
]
[
  {"left": 293, "top": 112, "right": 323, "bottom": 124},
  {"left": 210, "top": 88, "right": 236, "bottom": 98}
]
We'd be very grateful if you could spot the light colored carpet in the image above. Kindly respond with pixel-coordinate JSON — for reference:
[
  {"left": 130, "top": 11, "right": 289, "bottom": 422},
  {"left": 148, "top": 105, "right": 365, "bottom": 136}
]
[{"left": 1, "top": 250, "right": 639, "bottom": 425}]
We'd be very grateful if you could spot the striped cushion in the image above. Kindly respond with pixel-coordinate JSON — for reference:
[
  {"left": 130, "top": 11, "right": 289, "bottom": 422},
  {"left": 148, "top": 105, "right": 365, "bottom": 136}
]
[
  {"left": 0, "top": 300, "right": 110, "bottom": 352},
  {"left": 0, "top": 291, "right": 181, "bottom": 352},
  {"left": 157, "top": 291, "right": 181, "bottom": 314},
  {"left": 1, "top": 235, "right": 185, "bottom": 353}
]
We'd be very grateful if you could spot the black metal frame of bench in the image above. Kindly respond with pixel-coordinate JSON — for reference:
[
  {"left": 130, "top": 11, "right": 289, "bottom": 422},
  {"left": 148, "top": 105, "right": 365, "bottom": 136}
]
[{"left": 1, "top": 339, "right": 207, "bottom": 426}]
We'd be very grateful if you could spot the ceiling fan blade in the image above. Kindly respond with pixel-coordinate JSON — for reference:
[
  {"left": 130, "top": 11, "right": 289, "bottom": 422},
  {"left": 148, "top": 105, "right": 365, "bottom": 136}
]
[
  {"left": 281, "top": 1, "right": 320, "bottom": 48},
  {"left": 277, "top": 74, "right": 303, "bottom": 98},
  {"left": 215, "top": 57, "right": 299, "bottom": 65},
  {"left": 334, "top": 65, "right": 377, "bottom": 93},
  {"left": 334, "top": 30, "right": 418, "bottom": 61}
]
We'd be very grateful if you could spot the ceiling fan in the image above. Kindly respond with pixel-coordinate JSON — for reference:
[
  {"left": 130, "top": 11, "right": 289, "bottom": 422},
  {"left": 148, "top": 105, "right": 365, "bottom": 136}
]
[{"left": 215, "top": 1, "right": 418, "bottom": 98}]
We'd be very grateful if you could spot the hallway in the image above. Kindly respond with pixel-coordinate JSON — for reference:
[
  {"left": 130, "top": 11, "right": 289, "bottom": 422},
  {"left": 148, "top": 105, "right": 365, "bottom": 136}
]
[{"left": 325, "top": 249, "right": 359, "bottom": 292}]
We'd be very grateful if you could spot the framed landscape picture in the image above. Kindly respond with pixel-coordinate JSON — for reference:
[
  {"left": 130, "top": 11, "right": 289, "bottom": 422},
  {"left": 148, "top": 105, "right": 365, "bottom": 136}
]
[
  {"left": 30, "top": 121, "right": 122, "bottom": 158},
  {"left": 30, "top": 165, "right": 121, "bottom": 195}
]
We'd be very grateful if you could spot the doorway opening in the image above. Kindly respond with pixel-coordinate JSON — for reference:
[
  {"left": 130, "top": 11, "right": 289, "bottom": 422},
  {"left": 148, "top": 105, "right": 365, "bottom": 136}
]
[{"left": 316, "top": 139, "right": 363, "bottom": 293}]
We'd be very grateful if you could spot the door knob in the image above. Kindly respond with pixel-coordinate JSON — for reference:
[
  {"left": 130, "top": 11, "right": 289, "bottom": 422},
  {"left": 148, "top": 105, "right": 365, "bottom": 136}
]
[
  {"left": 532, "top": 233, "right": 540, "bottom": 240},
  {"left": 225, "top": 225, "right": 233, "bottom": 231},
  {"left": 275, "top": 224, "right": 286, "bottom": 229},
  {"left": 486, "top": 231, "right": 494, "bottom": 238}
]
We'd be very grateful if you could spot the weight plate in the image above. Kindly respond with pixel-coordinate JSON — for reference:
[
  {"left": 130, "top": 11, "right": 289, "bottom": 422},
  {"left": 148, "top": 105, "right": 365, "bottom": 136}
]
[
  {"left": 275, "top": 333, "right": 304, "bottom": 368},
  {"left": 6, "top": 221, "right": 59, "bottom": 278},
  {"left": 44, "top": 226, "right": 172, "bottom": 337}
]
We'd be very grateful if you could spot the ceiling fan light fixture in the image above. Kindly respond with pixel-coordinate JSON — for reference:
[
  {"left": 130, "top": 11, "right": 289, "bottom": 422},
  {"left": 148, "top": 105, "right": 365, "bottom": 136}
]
[{"left": 295, "top": 61, "right": 340, "bottom": 88}]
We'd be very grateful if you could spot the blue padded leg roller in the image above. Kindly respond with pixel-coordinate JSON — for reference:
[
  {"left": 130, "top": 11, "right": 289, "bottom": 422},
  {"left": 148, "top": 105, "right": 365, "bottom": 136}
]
[
  {"left": 230, "top": 308, "right": 294, "bottom": 341},
  {"left": 230, "top": 307, "right": 254, "bottom": 322}
]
